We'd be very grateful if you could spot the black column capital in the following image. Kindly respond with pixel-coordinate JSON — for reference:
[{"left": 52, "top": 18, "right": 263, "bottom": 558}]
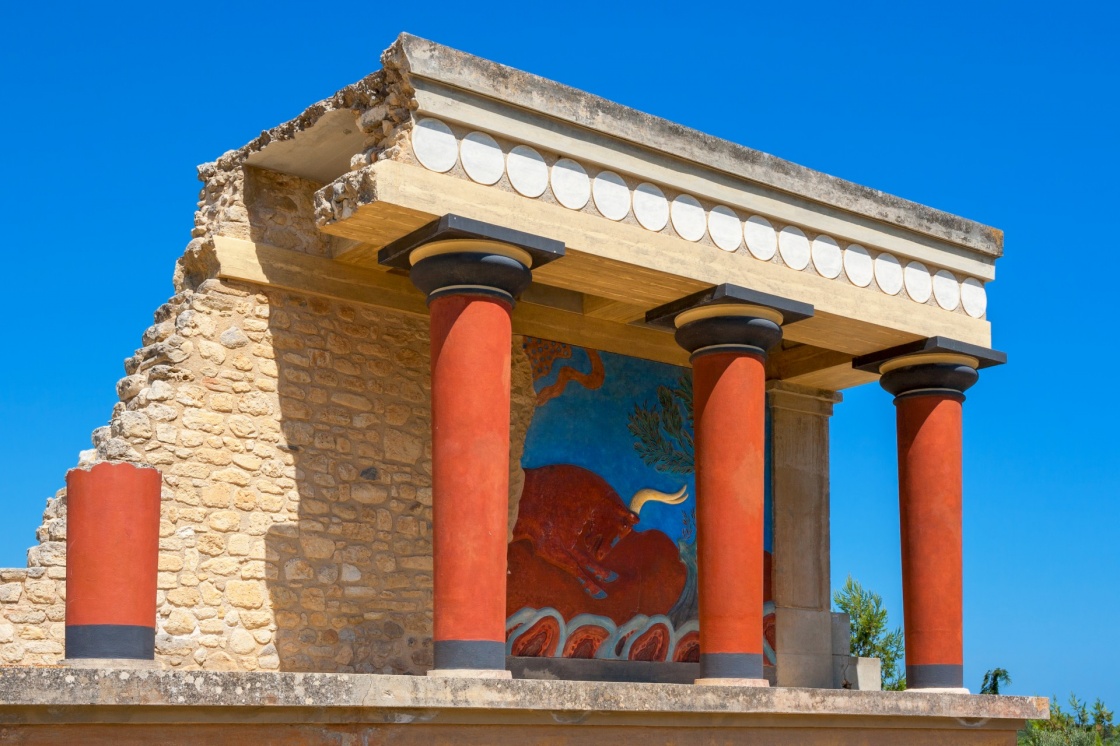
[
  {"left": 379, "top": 214, "right": 564, "bottom": 305},
  {"left": 853, "top": 337, "right": 1006, "bottom": 402},
  {"left": 646, "top": 284, "right": 813, "bottom": 361}
]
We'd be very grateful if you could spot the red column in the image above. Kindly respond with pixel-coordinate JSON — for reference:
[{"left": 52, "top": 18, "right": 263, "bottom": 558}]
[
  {"left": 66, "top": 462, "right": 161, "bottom": 660},
  {"left": 693, "top": 351, "right": 769, "bottom": 682},
  {"left": 428, "top": 294, "right": 512, "bottom": 672},
  {"left": 896, "top": 393, "right": 964, "bottom": 689}
]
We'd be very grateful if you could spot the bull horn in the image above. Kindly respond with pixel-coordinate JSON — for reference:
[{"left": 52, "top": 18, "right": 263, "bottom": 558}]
[{"left": 629, "top": 485, "right": 688, "bottom": 515}]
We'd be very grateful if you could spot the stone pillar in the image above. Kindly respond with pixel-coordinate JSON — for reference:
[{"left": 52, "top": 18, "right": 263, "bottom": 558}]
[
  {"left": 380, "top": 215, "right": 563, "bottom": 677},
  {"left": 647, "top": 285, "right": 813, "bottom": 686},
  {"left": 65, "top": 462, "right": 161, "bottom": 661},
  {"left": 854, "top": 338, "right": 1004, "bottom": 692},
  {"left": 767, "top": 382, "right": 841, "bottom": 688}
]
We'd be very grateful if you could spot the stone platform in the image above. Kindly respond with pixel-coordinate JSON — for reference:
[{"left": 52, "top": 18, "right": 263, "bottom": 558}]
[{"left": 0, "top": 667, "right": 1046, "bottom": 745}]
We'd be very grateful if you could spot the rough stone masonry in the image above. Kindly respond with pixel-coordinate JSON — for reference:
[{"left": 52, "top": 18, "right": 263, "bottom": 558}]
[{"left": 0, "top": 38, "right": 536, "bottom": 673}]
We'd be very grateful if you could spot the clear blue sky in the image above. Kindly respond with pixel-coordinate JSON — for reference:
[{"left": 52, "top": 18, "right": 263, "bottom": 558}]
[{"left": 1, "top": 1, "right": 1116, "bottom": 704}]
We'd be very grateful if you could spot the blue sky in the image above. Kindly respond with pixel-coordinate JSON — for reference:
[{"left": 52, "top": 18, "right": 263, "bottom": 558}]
[{"left": 1, "top": 1, "right": 1116, "bottom": 703}]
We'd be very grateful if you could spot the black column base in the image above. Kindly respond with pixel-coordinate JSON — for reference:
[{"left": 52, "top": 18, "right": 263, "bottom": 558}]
[
  {"left": 433, "top": 640, "right": 506, "bottom": 670},
  {"left": 699, "top": 652, "right": 764, "bottom": 680},
  {"left": 907, "top": 663, "right": 964, "bottom": 689},
  {"left": 66, "top": 624, "right": 155, "bottom": 660}
]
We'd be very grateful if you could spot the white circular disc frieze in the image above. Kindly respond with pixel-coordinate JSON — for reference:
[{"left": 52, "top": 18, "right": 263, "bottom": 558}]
[
  {"left": 811, "top": 234, "right": 842, "bottom": 278},
  {"left": 874, "top": 253, "right": 903, "bottom": 295},
  {"left": 550, "top": 158, "right": 591, "bottom": 210},
  {"left": 633, "top": 182, "right": 669, "bottom": 231},
  {"left": 412, "top": 118, "right": 458, "bottom": 173},
  {"left": 708, "top": 205, "right": 742, "bottom": 252},
  {"left": 961, "top": 277, "right": 987, "bottom": 318},
  {"left": 592, "top": 171, "right": 631, "bottom": 221},
  {"left": 933, "top": 270, "right": 961, "bottom": 311},
  {"left": 904, "top": 261, "right": 933, "bottom": 303},
  {"left": 459, "top": 131, "right": 504, "bottom": 185},
  {"left": 744, "top": 216, "right": 777, "bottom": 260},
  {"left": 671, "top": 194, "right": 707, "bottom": 242},
  {"left": 843, "top": 244, "right": 874, "bottom": 287},
  {"left": 778, "top": 226, "right": 811, "bottom": 270},
  {"left": 506, "top": 145, "right": 549, "bottom": 197}
]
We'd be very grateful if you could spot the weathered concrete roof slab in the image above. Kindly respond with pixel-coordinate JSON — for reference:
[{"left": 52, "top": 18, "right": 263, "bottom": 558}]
[{"left": 395, "top": 33, "right": 1002, "bottom": 257}]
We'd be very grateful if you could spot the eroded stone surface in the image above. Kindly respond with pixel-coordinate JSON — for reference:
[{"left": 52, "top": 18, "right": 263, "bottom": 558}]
[{"left": 0, "top": 667, "right": 1048, "bottom": 722}]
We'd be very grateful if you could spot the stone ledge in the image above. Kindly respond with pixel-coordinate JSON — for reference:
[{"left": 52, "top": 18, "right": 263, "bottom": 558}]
[{"left": 0, "top": 667, "right": 1047, "bottom": 726}]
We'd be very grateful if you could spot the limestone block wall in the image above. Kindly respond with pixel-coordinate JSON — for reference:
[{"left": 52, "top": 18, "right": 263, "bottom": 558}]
[
  {"left": 0, "top": 274, "right": 534, "bottom": 672},
  {"left": 0, "top": 489, "right": 67, "bottom": 665}
]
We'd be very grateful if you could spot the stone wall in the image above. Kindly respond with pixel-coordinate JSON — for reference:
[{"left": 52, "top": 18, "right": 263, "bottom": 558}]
[
  {"left": 0, "top": 488, "right": 67, "bottom": 665},
  {"left": 0, "top": 273, "right": 535, "bottom": 672}
]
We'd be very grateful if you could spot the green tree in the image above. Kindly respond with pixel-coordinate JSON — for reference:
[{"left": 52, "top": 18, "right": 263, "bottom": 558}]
[
  {"left": 1019, "top": 694, "right": 1120, "bottom": 746},
  {"left": 982, "top": 668, "right": 1012, "bottom": 695},
  {"left": 832, "top": 576, "right": 905, "bottom": 690}
]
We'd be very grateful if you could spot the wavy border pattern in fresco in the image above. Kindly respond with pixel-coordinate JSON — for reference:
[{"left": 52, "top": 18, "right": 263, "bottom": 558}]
[{"left": 507, "top": 338, "right": 776, "bottom": 664}]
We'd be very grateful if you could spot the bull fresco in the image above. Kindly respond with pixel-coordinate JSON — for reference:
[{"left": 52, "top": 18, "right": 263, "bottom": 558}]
[{"left": 506, "top": 338, "right": 776, "bottom": 664}]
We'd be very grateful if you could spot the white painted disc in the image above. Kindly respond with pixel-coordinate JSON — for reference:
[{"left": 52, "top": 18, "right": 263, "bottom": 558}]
[
  {"left": 671, "top": 194, "right": 707, "bottom": 242},
  {"left": 633, "top": 182, "right": 669, "bottom": 231},
  {"left": 708, "top": 205, "right": 742, "bottom": 252},
  {"left": 904, "top": 261, "right": 933, "bottom": 303},
  {"left": 550, "top": 158, "right": 590, "bottom": 210},
  {"left": 961, "top": 277, "right": 987, "bottom": 318},
  {"left": 874, "top": 253, "right": 904, "bottom": 295},
  {"left": 933, "top": 270, "right": 961, "bottom": 311},
  {"left": 778, "top": 226, "right": 811, "bottom": 270},
  {"left": 843, "top": 244, "right": 874, "bottom": 287},
  {"left": 459, "top": 131, "right": 504, "bottom": 185},
  {"left": 412, "top": 118, "right": 458, "bottom": 173},
  {"left": 811, "top": 234, "right": 843, "bottom": 278},
  {"left": 744, "top": 215, "right": 777, "bottom": 260},
  {"left": 506, "top": 145, "right": 549, "bottom": 197},
  {"left": 592, "top": 171, "right": 631, "bottom": 221}
]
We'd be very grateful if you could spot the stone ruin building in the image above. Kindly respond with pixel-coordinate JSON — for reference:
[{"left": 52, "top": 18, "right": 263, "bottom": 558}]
[{"left": 0, "top": 33, "right": 1046, "bottom": 744}]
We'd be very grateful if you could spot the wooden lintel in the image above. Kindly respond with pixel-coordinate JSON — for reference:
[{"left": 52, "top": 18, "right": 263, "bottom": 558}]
[
  {"left": 212, "top": 236, "right": 688, "bottom": 367},
  {"left": 582, "top": 296, "right": 649, "bottom": 324},
  {"left": 767, "top": 344, "right": 877, "bottom": 391}
]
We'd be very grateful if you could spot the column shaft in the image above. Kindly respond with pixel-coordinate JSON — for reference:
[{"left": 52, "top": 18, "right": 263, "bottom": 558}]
[
  {"left": 66, "top": 462, "right": 161, "bottom": 660},
  {"left": 694, "top": 351, "right": 767, "bottom": 680},
  {"left": 896, "top": 393, "right": 964, "bottom": 689},
  {"left": 429, "top": 294, "right": 512, "bottom": 670}
]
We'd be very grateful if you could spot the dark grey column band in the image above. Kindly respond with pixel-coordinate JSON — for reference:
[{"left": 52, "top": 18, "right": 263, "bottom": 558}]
[
  {"left": 880, "top": 363, "right": 979, "bottom": 401},
  {"left": 907, "top": 663, "right": 964, "bottom": 689},
  {"left": 675, "top": 316, "right": 782, "bottom": 360},
  {"left": 433, "top": 640, "right": 506, "bottom": 670},
  {"left": 410, "top": 252, "right": 533, "bottom": 306},
  {"left": 699, "top": 652, "right": 763, "bottom": 679},
  {"left": 66, "top": 624, "right": 155, "bottom": 660}
]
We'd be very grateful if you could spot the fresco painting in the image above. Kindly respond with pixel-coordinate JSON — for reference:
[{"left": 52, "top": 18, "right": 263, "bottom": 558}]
[{"left": 506, "top": 338, "right": 776, "bottom": 664}]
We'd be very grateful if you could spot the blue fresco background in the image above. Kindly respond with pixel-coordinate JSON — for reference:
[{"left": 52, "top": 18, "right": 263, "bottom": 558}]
[{"left": 521, "top": 344, "right": 773, "bottom": 553}]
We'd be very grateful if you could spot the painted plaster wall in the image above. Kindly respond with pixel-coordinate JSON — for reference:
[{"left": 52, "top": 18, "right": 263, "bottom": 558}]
[{"left": 506, "top": 343, "right": 777, "bottom": 667}]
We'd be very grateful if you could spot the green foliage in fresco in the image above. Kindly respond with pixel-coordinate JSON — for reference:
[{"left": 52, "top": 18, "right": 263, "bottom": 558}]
[{"left": 628, "top": 373, "right": 694, "bottom": 475}]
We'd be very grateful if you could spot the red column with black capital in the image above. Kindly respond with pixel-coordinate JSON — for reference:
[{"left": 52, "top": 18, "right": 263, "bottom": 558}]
[
  {"left": 648, "top": 284, "right": 812, "bottom": 685},
  {"left": 381, "top": 214, "right": 564, "bottom": 673}
]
